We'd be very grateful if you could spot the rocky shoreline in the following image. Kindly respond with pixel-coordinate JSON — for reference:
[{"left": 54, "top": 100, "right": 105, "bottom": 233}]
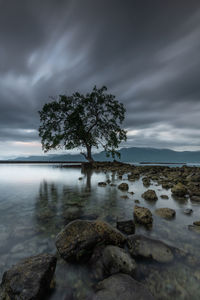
[{"left": 1, "top": 161, "right": 200, "bottom": 299}]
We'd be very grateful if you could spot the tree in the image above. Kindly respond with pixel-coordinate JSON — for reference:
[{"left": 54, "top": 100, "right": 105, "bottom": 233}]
[{"left": 38, "top": 86, "right": 127, "bottom": 162}]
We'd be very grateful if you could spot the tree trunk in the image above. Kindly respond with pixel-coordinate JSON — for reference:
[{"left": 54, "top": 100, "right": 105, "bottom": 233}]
[{"left": 86, "top": 146, "right": 94, "bottom": 162}]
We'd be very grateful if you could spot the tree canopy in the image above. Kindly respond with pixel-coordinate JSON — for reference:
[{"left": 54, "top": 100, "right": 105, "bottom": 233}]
[{"left": 38, "top": 86, "right": 127, "bottom": 162}]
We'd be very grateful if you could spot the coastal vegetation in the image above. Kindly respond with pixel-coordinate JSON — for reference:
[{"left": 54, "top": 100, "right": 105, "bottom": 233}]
[{"left": 38, "top": 86, "right": 127, "bottom": 162}]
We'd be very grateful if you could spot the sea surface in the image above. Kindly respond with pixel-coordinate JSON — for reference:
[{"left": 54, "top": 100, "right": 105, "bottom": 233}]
[{"left": 0, "top": 164, "right": 200, "bottom": 299}]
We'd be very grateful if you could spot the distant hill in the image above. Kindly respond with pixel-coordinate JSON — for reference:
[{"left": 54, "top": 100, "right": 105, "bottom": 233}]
[{"left": 9, "top": 147, "right": 200, "bottom": 163}]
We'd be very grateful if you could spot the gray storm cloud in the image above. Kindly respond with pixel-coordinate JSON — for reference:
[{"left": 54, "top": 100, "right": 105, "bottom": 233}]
[{"left": 0, "top": 0, "right": 200, "bottom": 157}]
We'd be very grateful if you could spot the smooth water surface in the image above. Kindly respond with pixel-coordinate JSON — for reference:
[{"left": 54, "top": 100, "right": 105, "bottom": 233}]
[{"left": 0, "top": 164, "right": 200, "bottom": 299}]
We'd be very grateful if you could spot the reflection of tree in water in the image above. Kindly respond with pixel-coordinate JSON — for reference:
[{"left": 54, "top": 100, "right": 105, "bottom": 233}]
[{"left": 34, "top": 169, "right": 97, "bottom": 235}]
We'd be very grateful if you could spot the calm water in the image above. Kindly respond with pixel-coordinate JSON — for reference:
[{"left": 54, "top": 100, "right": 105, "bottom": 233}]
[{"left": 0, "top": 164, "right": 200, "bottom": 299}]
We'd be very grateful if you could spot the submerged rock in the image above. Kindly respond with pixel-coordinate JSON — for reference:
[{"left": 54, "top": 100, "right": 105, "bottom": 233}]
[
  {"left": 190, "top": 196, "right": 200, "bottom": 202},
  {"left": 91, "top": 245, "right": 137, "bottom": 280},
  {"left": 183, "top": 208, "right": 193, "bottom": 215},
  {"left": 142, "top": 190, "right": 158, "bottom": 201},
  {"left": 0, "top": 254, "right": 57, "bottom": 300},
  {"left": 134, "top": 205, "right": 153, "bottom": 225},
  {"left": 116, "top": 220, "right": 135, "bottom": 235},
  {"left": 171, "top": 183, "right": 187, "bottom": 196},
  {"left": 127, "top": 234, "right": 174, "bottom": 263},
  {"left": 155, "top": 208, "right": 176, "bottom": 220},
  {"left": 55, "top": 219, "right": 126, "bottom": 262},
  {"left": 188, "top": 225, "right": 200, "bottom": 234},
  {"left": 118, "top": 183, "right": 129, "bottom": 191},
  {"left": 92, "top": 273, "right": 154, "bottom": 300}
]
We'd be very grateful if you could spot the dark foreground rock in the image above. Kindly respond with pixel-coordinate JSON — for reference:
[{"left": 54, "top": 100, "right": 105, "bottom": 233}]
[
  {"left": 56, "top": 219, "right": 126, "bottom": 262},
  {"left": 134, "top": 205, "right": 153, "bottom": 225},
  {"left": 127, "top": 234, "right": 174, "bottom": 263},
  {"left": 92, "top": 273, "right": 155, "bottom": 300},
  {"left": 0, "top": 253, "right": 57, "bottom": 300}
]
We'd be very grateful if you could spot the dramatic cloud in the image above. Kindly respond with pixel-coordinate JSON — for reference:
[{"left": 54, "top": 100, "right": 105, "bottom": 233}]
[{"left": 0, "top": 0, "right": 200, "bottom": 157}]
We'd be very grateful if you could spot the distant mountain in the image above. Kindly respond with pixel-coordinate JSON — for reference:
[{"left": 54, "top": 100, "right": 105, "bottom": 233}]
[{"left": 9, "top": 147, "right": 200, "bottom": 163}]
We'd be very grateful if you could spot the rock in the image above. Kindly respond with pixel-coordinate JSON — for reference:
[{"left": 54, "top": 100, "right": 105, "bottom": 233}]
[
  {"left": 92, "top": 273, "right": 154, "bottom": 300},
  {"left": 0, "top": 254, "right": 57, "bottom": 300},
  {"left": 162, "top": 182, "right": 172, "bottom": 189},
  {"left": 98, "top": 182, "right": 107, "bottom": 187},
  {"left": 190, "top": 196, "right": 200, "bottom": 202},
  {"left": 118, "top": 183, "right": 129, "bottom": 191},
  {"left": 155, "top": 208, "right": 176, "bottom": 220},
  {"left": 55, "top": 220, "right": 126, "bottom": 262},
  {"left": 142, "top": 177, "right": 151, "bottom": 187},
  {"left": 120, "top": 195, "right": 129, "bottom": 199},
  {"left": 134, "top": 205, "right": 153, "bottom": 225},
  {"left": 193, "top": 221, "right": 200, "bottom": 226},
  {"left": 183, "top": 208, "right": 193, "bottom": 215},
  {"left": 142, "top": 190, "right": 158, "bottom": 201},
  {"left": 78, "top": 177, "right": 83, "bottom": 180},
  {"left": 91, "top": 245, "right": 137, "bottom": 280},
  {"left": 188, "top": 225, "right": 200, "bottom": 234},
  {"left": 117, "top": 220, "right": 135, "bottom": 235},
  {"left": 134, "top": 199, "right": 140, "bottom": 203},
  {"left": 127, "top": 234, "right": 174, "bottom": 263},
  {"left": 128, "top": 191, "right": 134, "bottom": 195},
  {"left": 171, "top": 183, "right": 187, "bottom": 196},
  {"left": 160, "top": 195, "right": 169, "bottom": 199}
]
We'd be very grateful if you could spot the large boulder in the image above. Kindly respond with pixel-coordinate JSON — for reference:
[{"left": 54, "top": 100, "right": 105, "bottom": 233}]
[
  {"left": 134, "top": 205, "right": 153, "bottom": 225},
  {"left": 155, "top": 208, "right": 176, "bottom": 220},
  {"left": 55, "top": 219, "right": 126, "bottom": 262},
  {"left": 92, "top": 273, "right": 154, "bottom": 300},
  {"left": 127, "top": 234, "right": 174, "bottom": 263},
  {"left": 171, "top": 183, "right": 187, "bottom": 196},
  {"left": 142, "top": 190, "right": 158, "bottom": 201},
  {"left": 0, "top": 254, "right": 57, "bottom": 300}
]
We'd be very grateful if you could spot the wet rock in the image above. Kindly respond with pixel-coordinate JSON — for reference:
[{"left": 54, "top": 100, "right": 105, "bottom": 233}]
[
  {"left": 127, "top": 234, "right": 174, "bottom": 263},
  {"left": 142, "top": 190, "right": 158, "bottom": 201},
  {"left": 193, "top": 221, "right": 200, "bottom": 226},
  {"left": 171, "top": 183, "right": 187, "bottom": 197},
  {"left": 118, "top": 183, "right": 129, "bottom": 191},
  {"left": 134, "top": 199, "right": 140, "bottom": 203},
  {"left": 92, "top": 273, "right": 154, "bottom": 300},
  {"left": 188, "top": 225, "right": 200, "bottom": 234},
  {"left": 98, "top": 182, "right": 107, "bottom": 187},
  {"left": 142, "top": 177, "right": 151, "bottom": 187},
  {"left": 134, "top": 205, "right": 153, "bottom": 225},
  {"left": 0, "top": 254, "right": 57, "bottom": 300},
  {"left": 190, "top": 195, "right": 200, "bottom": 202},
  {"left": 91, "top": 245, "right": 137, "bottom": 280},
  {"left": 128, "top": 191, "right": 134, "bottom": 195},
  {"left": 155, "top": 208, "right": 176, "bottom": 220},
  {"left": 78, "top": 177, "right": 83, "bottom": 180},
  {"left": 162, "top": 182, "right": 172, "bottom": 189},
  {"left": 56, "top": 220, "right": 126, "bottom": 262},
  {"left": 183, "top": 208, "right": 193, "bottom": 215},
  {"left": 120, "top": 195, "right": 129, "bottom": 199},
  {"left": 117, "top": 220, "right": 135, "bottom": 235},
  {"left": 160, "top": 194, "right": 169, "bottom": 199}
]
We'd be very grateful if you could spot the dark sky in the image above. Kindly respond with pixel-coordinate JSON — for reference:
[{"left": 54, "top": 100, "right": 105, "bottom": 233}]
[{"left": 1, "top": 0, "right": 200, "bottom": 158}]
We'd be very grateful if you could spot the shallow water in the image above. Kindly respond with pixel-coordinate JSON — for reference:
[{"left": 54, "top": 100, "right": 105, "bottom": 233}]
[{"left": 0, "top": 164, "right": 200, "bottom": 299}]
